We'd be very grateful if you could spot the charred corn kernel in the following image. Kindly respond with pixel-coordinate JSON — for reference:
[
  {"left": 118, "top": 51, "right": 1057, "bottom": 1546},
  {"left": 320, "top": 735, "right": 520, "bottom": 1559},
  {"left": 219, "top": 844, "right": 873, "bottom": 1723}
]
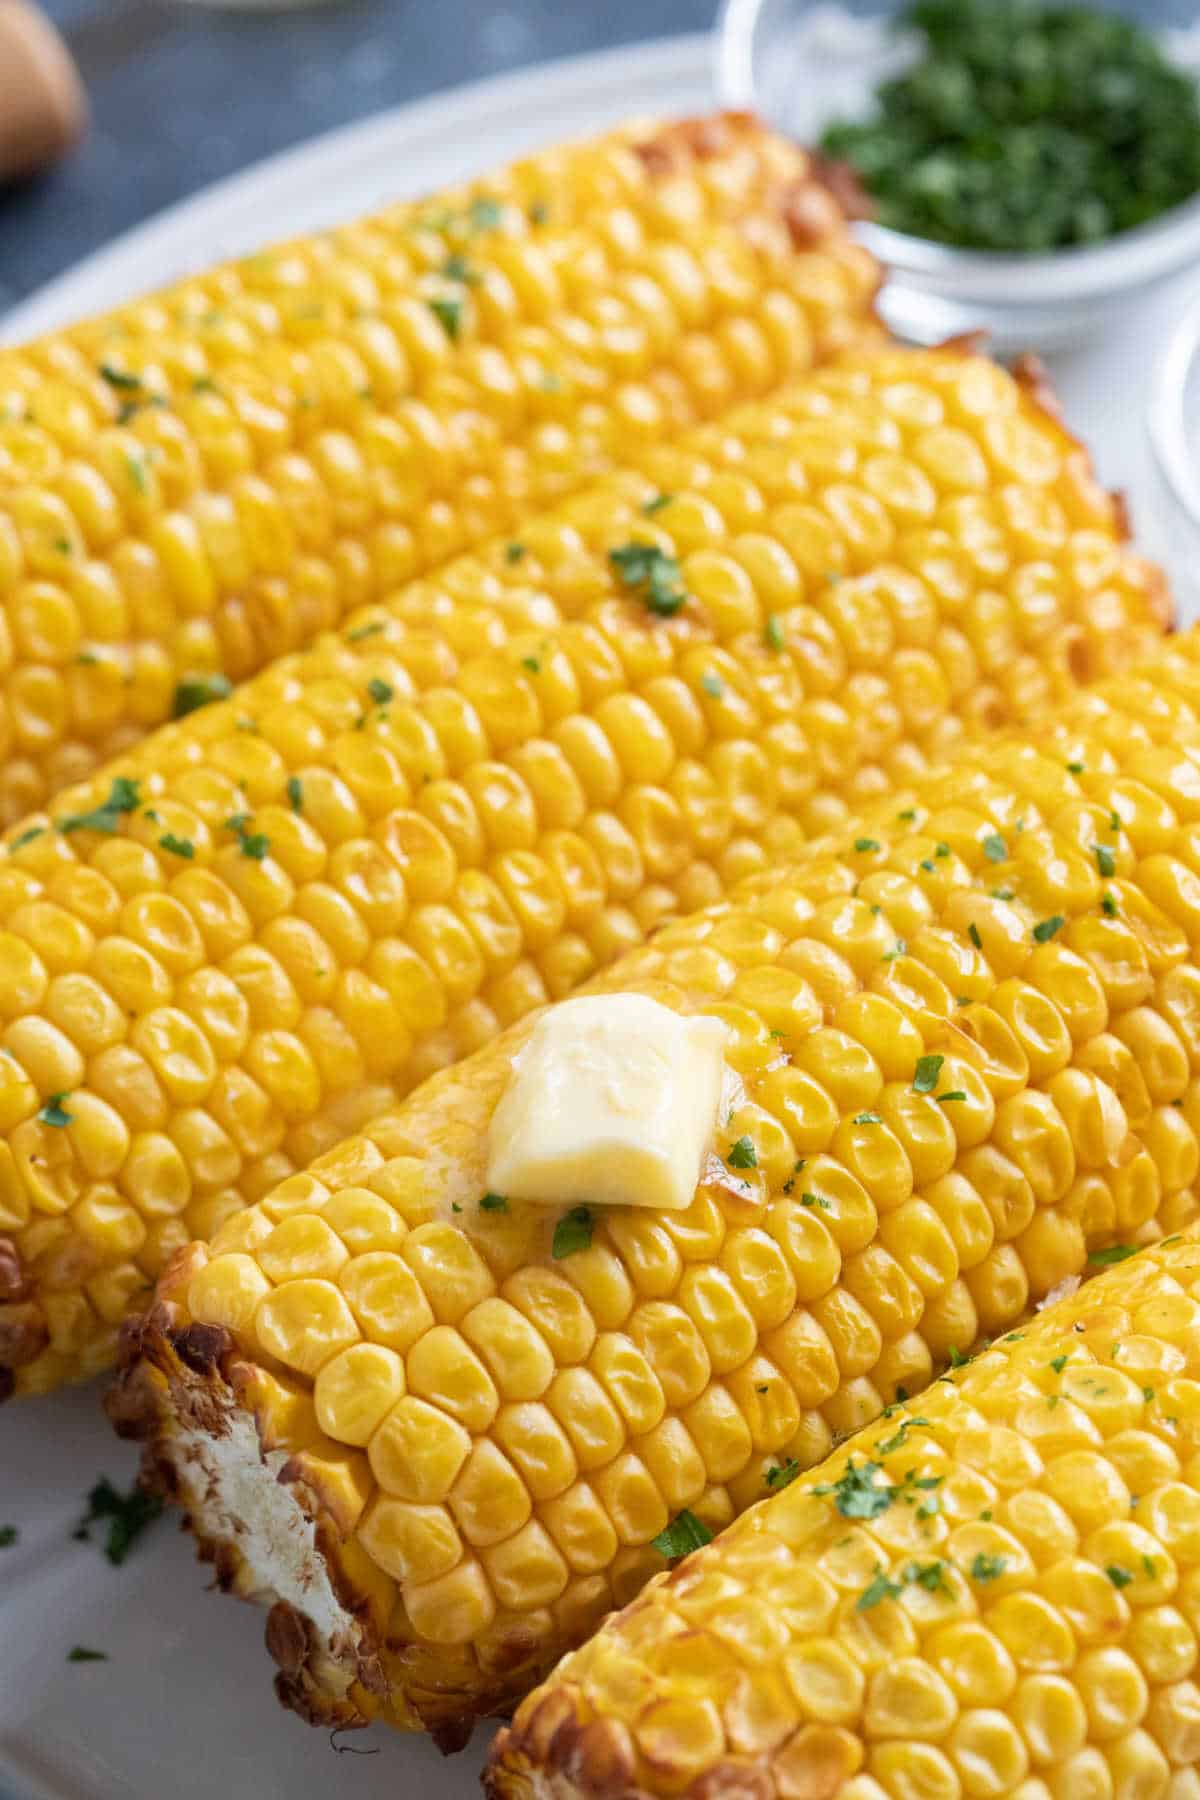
[
  {"left": 113, "top": 633, "right": 1200, "bottom": 1737},
  {"left": 492, "top": 1225, "right": 1200, "bottom": 1799},
  {"left": 9, "top": 338, "right": 1167, "bottom": 1398},
  {"left": 0, "top": 114, "right": 880, "bottom": 818}
]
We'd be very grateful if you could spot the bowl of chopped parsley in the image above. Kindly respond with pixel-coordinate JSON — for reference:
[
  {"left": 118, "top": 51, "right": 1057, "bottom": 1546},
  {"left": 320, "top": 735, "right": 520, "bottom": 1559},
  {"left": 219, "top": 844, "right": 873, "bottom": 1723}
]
[{"left": 717, "top": 0, "right": 1200, "bottom": 348}]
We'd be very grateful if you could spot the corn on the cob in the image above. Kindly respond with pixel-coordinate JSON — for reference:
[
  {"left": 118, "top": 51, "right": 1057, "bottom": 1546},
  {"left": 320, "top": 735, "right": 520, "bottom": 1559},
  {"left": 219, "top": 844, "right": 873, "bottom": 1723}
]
[
  {"left": 490, "top": 1226, "right": 1200, "bottom": 1800},
  {"left": 110, "top": 626, "right": 1200, "bottom": 1745},
  {"left": 0, "top": 342, "right": 1164, "bottom": 1401},
  {"left": 0, "top": 111, "right": 881, "bottom": 822}
]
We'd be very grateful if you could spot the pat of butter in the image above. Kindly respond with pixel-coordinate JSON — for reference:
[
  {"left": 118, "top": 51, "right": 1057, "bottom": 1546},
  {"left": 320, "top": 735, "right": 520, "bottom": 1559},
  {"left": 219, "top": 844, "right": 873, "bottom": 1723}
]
[{"left": 486, "top": 993, "right": 729, "bottom": 1212}]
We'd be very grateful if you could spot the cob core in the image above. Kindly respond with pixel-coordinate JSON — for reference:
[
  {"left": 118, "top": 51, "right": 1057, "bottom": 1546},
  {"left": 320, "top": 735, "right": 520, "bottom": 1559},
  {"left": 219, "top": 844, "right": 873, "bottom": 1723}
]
[
  {"left": 489, "top": 1226, "right": 1200, "bottom": 1800},
  {"left": 111, "top": 627, "right": 1200, "bottom": 1745},
  {"left": 0, "top": 111, "right": 880, "bottom": 822},
  {"left": 1, "top": 342, "right": 1164, "bottom": 1399}
]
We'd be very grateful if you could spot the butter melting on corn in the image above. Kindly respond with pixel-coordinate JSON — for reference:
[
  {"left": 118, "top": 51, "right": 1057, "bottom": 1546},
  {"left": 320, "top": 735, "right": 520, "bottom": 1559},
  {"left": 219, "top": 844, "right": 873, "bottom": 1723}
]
[{"left": 486, "top": 994, "right": 729, "bottom": 1212}]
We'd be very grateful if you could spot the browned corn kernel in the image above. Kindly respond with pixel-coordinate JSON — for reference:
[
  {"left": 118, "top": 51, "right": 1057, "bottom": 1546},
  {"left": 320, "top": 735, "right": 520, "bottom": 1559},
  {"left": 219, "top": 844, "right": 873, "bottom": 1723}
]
[
  {"left": 0, "top": 111, "right": 881, "bottom": 821},
  {"left": 109, "top": 628, "right": 1200, "bottom": 1739},
  {"left": 491, "top": 1227, "right": 1200, "bottom": 1800},
  {"left": 0, "top": 343, "right": 1167, "bottom": 1397}
]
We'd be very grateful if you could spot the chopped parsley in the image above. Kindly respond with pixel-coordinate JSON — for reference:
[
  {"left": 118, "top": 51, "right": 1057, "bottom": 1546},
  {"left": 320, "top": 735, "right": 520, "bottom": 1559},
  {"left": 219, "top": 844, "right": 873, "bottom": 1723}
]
[
  {"left": 428, "top": 295, "right": 464, "bottom": 341},
  {"left": 982, "top": 834, "right": 1007, "bottom": 863},
  {"left": 67, "top": 1647, "right": 108, "bottom": 1663},
  {"left": 854, "top": 1111, "right": 882, "bottom": 1125},
  {"left": 529, "top": 199, "right": 549, "bottom": 225},
  {"left": 969, "top": 1552, "right": 1007, "bottom": 1582},
  {"left": 1089, "top": 1244, "right": 1138, "bottom": 1265},
  {"left": 1106, "top": 1564, "right": 1134, "bottom": 1589},
  {"left": 99, "top": 362, "right": 141, "bottom": 391},
  {"left": 367, "top": 678, "right": 394, "bottom": 706},
  {"left": 479, "top": 1192, "right": 508, "bottom": 1213},
  {"left": 800, "top": 1192, "right": 831, "bottom": 1211},
  {"left": 38, "top": 1094, "right": 73, "bottom": 1129},
  {"left": 897, "top": 808, "right": 917, "bottom": 822},
  {"left": 764, "top": 613, "right": 785, "bottom": 651},
  {"left": 935, "top": 842, "right": 950, "bottom": 858},
  {"left": 552, "top": 1206, "right": 594, "bottom": 1259},
  {"left": 1033, "top": 915, "right": 1065, "bottom": 943},
  {"left": 287, "top": 777, "right": 303, "bottom": 813},
  {"left": 883, "top": 939, "right": 907, "bottom": 961},
  {"left": 857, "top": 1568, "right": 904, "bottom": 1611},
  {"left": 642, "top": 492, "right": 674, "bottom": 516},
  {"left": 58, "top": 775, "right": 141, "bottom": 836},
  {"left": 938, "top": 1091, "right": 967, "bottom": 1104},
  {"left": 854, "top": 837, "right": 880, "bottom": 853},
  {"left": 608, "top": 542, "right": 687, "bottom": 617},
  {"left": 0, "top": 1525, "right": 17, "bottom": 1548},
  {"left": 225, "top": 814, "right": 270, "bottom": 861},
  {"left": 124, "top": 452, "right": 147, "bottom": 494},
  {"left": 813, "top": 1459, "right": 891, "bottom": 1520},
  {"left": 442, "top": 252, "right": 479, "bottom": 284},
  {"left": 346, "top": 619, "right": 386, "bottom": 642},
  {"left": 505, "top": 542, "right": 526, "bottom": 564},
  {"left": 913, "top": 1053, "right": 944, "bottom": 1095},
  {"left": 74, "top": 1478, "right": 162, "bottom": 1565},
  {"left": 468, "top": 196, "right": 503, "bottom": 232},
  {"left": 1049, "top": 1355, "right": 1069, "bottom": 1374},
  {"left": 726, "top": 1136, "right": 757, "bottom": 1170},
  {"left": 1101, "top": 891, "right": 1118, "bottom": 916},
  {"left": 766, "top": 1459, "right": 800, "bottom": 1491},
  {"left": 1094, "top": 843, "right": 1116, "bottom": 878},
  {"left": 8, "top": 826, "right": 44, "bottom": 854},
  {"left": 968, "top": 922, "right": 983, "bottom": 949},
  {"left": 158, "top": 833, "right": 194, "bottom": 860},
  {"left": 701, "top": 672, "right": 724, "bottom": 699},
  {"left": 652, "top": 1510, "right": 712, "bottom": 1558}
]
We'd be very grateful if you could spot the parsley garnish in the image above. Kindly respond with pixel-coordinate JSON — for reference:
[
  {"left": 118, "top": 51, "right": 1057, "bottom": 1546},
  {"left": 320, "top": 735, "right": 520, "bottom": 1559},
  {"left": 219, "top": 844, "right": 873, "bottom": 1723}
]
[
  {"left": 1106, "top": 1564, "right": 1134, "bottom": 1589},
  {"left": 99, "top": 362, "right": 140, "bottom": 391},
  {"left": 1089, "top": 1243, "right": 1138, "bottom": 1265},
  {"left": 938, "top": 1091, "right": 967, "bottom": 1103},
  {"left": 913, "top": 1053, "right": 944, "bottom": 1094},
  {"left": 479, "top": 1192, "right": 508, "bottom": 1213},
  {"left": 58, "top": 775, "right": 141, "bottom": 836},
  {"left": 225, "top": 814, "right": 270, "bottom": 861},
  {"left": 428, "top": 296, "right": 464, "bottom": 341},
  {"left": 1101, "top": 891, "right": 1118, "bottom": 916},
  {"left": 38, "top": 1093, "right": 72, "bottom": 1128},
  {"left": 1094, "top": 843, "right": 1116, "bottom": 877},
  {"left": 857, "top": 1568, "right": 903, "bottom": 1611},
  {"left": 766, "top": 1459, "right": 800, "bottom": 1491},
  {"left": 854, "top": 837, "right": 880, "bottom": 853},
  {"left": 608, "top": 542, "right": 687, "bottom": 617},
  {"left": 468, "top": 196, "right": 503, "bottom": 232},
  {"left": 982, "top": 833, "right": 1006, "bottom": 863},
  {"left": 0, "top": 1525, "right": 17, "bottom": 1547},
  {"left": 552, "top": 1206, "right": 593, "bottom": 1258},
  {"left": 159, "top": 834, "right": 194, "bottom": 860},
  {"left": 968, "top": 922, "right": 982, "bottom": 949},
  {"left": 505, "top": 542, "right": 526, "bottom": 564},
  {"left": 1033, "top": 916, "right": 1065, "bottom": 943},
  {"left": 813, "top": 1459, "right": 891, "bottom": 1520},
  {"left": 854, "top": 1111, "right": 882, "bottom": 1125},
  {"left": 897, "top": 808, "right": 917, "bottom": 822},
  {"left": 74, "top": 1478, "right": 162, "bottom": 1565},
  {"left": 726, "top": 1136, "right": 757, "bottom": 1170},
  {"left": 969, "top": 1552, "right": 1007, "bottom": 1582},
  {"left": 442, "top": 252, "right": 479, "bottom": 284},
  {"left": 8, "top": 826, "right": 44, "bottom": 853},
  {"left": 367, "top": 678, "right": 394, "bottom": 706},
  {"left": 346, "top": 620, "right": 385, "bottom": 642},
  {"left": 652, "top": 1510, "right": 712, "bottom": 1558},
  {"left": 764, "top": 613, "right": 785, "bottom": 651},
  {"left": 642, "top": 492, "right": 673, "bottom": 516},
  {"left": 800, "top": 1192, "right": 831, "bottom": 1211},
  {"left": 287, "top": 777, "right": 303, "bottom": 813},
  {"left": 701, "top": 672, "right": 724, "bottom": 698},
  {"left": 67, "top": 1647, "right": 108, "bottom": 1663}
]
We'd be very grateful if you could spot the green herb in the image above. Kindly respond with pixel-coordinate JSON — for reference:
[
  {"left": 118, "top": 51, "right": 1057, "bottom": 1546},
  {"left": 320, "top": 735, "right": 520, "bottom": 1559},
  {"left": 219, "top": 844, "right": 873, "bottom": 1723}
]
[
  {"left": 428, "top": 296, "right": 464, "bottom": 341},
  {"left": 124, "top": 452, "right": 147, "bottom": 494},
  {"left": 813, "top": 1459, "right": 891, "bottom": 1520},
  {"left": 907, "top": 1559, "right": 951, "bottom": 1594},
  {"left": 642, "top": 492, "right": 673, "bottom": 516},
  {"left": 938, "top": 1091, "right": 967, "bottom": 1104},
  {"left": 468, "top": 196, "right": 503, "bottom": 232},
  {"left": 801, "top": 1192, "right": 831, "bottom": 1212},
  {"left": 766, "top": 1459, "right": 800, "bottom": 1491},
  {"left": 286, "top": 777, "right": 303, "bottom": 814},
  {"left": 913, "top": 1053, "right": 944, "bottom": 1095},
  {"left": 54, "top": 536, "right": 72, "bottom": 554},
  {"left": 159, "top": 833, "right": 194, "bottom": 860},
  {"left": 74, "top": 1478, "right": 162, "bottom": 1565},
  {"left": 1094, "top": 843, "right": 1116, "bottom": 877},
  {"left": 191, "top": 376, "right": 219, "bottom": 396},
  {"left": 883, "top": 938, "right": 907, "bottom": 961},
  {"left": 920, "top": 860, "right": 935, "bottom": 873},
  {"left": 529, "top": 199, "right": 549, "bottom": 225},
  {"left": 968, "top": 922, "right": 982, "bottom": 949},
  {"left": 8, "top": 826, "right": 44, "bottom": 853},
  {"left": 652, "top": 1509, "right": 712, "bottom": 1558},
  {"left": 820, "top": 0, "right": 1200, "bottom": 255},
  {"left": 58, "top": 776, "right": 141, "bottom": 836},
  {"left": 969, "top": 1552, "right": 1007, "bottom": 1582},
  {"left": 452, "top": 1202, "right": 462, "bottom": 1213},
  {"left": 173, "top": 674, "right": 232, "bottom": 718},
  {"left": 857, "top": 1568, "right": 904, "bottom": 1611},
  {"left": 225, "top": 814, "right": 270, "bottom": 861},
  {"left": 763, "top": 613, "right": 785, "bottom": 652},
  {"left": 1089, "top": 1244, "right": 1138, "bottom": 1265},
  {"left": 1143, "top": 1386, "right": 1155, "bottom": 1402},
  {"left": 727, "top": 1136, "right": 757, "bottom": 1170},
  {"left": 854, "top": 1112, "right": 882, "bottom": 1125},
  {"left": 479, "top": 1192, "right": 508, "bottom": 1213},
  {"left": 367, "top": 678, "right": 393, "bottom": 707},
  {"left": 875, "top": 1418, "right": 931, "bottom": 1456},
  {"left": 442, "top": 252, "right": 480, "bottom": 284},
  {"left": 505, "top": 542, "right": 526, "bottom": 564},
  {"left": 1068, "top": 761, "right": 1085, "bottom": 774},
  {"left": 346, "top": 620, "right": 385, "bottom": 642},
  {"left": 1142, "top": 1555, "right": 1157, "bottom": 1579},
  {"left": 701, "top": 672, "right": 724, "bottom": 699},
  {"left": 1049, "top": 1355, "right": 1068, "bottom": 1374},
  {"left": 1033, "top": 915, "right": 1064, "bottom": 943},
  {"left": 982, "top": 833, "right": 1007, "bottom": 863},
  {"left": 67, "top": 1647, "right": 108, "bottom": 1663},
  {"left": 608, "top": 542, "right": 687, "bottom": 617},
  {"left": 1101, "top": 891, "right": 1118, "bottom": 917},
  {"left": 99, "top": 362, "right": 141, "bottom": 391},
  {"left": 1106, "top": 1564, "right": 1134, "bottom": 1589},
  {"left": 897, "top": 807, "right": 917, "bottom": 822},
  {"left": 0, "top": 1525, "right": 17, "bottom": 1547},
  {"left": 948, "top": 1345, "right": 967, "bottom": 1368},
  {"left": 552, "top": 1206, "right": 594, "bottom": 1259}
]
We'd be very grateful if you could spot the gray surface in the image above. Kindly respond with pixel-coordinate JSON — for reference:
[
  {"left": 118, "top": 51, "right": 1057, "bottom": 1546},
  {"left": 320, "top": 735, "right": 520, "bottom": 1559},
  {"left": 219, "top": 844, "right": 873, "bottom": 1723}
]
[{"left": 0, "top": 0, "right": 711, "bottom": 314}]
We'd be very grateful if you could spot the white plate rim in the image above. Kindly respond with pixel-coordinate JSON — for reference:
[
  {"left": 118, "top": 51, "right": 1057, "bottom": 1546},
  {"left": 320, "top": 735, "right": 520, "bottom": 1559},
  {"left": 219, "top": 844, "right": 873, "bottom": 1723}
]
[{"left": 2, "top": 31, "right": 714, "bottom": 343}]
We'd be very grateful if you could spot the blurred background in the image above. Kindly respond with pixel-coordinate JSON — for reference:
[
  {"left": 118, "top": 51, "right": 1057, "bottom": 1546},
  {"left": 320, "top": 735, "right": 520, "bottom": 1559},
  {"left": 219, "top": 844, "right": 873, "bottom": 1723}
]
[{"left": 0, "top": 0, "right": 711, "bottom": 314}]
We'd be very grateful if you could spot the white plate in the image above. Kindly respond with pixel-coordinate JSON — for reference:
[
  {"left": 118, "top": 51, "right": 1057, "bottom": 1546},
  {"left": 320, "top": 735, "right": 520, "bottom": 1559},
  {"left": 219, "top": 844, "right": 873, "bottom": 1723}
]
[{"left": 2, "top": 32, "right": 1199, "bottom": 1800}]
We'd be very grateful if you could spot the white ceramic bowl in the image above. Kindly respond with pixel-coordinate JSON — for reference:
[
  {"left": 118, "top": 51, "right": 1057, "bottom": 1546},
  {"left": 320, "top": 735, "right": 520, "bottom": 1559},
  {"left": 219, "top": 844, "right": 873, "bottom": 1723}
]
[{"left": 715, "top": 0, "right": 1200, "bottom": 352}]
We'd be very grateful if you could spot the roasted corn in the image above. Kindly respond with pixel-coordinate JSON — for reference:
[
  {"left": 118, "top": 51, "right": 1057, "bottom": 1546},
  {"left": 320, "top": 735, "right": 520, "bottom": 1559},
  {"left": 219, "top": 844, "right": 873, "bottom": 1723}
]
[
  {"left": 0, "top": 111, "right": 881, "bottom": 821},
  {"left": 490, "top": 1225, "right": 1200, "bottom": 1800},
  {"left": 110, "top": 625, "right": 1200, "bottom": 1743},
  {"left": 0, "top": 342, "right": 1164, "bottom": 1401}
]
